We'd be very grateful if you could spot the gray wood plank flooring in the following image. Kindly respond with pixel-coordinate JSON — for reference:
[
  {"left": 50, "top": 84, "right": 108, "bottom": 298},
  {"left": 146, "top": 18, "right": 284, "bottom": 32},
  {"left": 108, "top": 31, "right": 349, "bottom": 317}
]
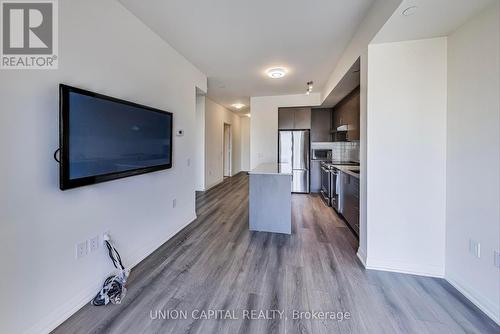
[{"left": 53, "top": 173, "right": 499, "bottom": 334}]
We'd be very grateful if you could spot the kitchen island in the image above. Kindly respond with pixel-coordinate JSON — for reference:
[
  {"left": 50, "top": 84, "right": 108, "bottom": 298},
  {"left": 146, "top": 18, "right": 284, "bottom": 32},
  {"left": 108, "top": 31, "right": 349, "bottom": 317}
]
[{"left": 248, "top": 163, "right": 292, "bottom": 234}]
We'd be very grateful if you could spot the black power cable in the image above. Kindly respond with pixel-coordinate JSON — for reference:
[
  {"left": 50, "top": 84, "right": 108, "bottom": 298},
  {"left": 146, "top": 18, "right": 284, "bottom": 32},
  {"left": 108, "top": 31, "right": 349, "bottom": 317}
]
[{"left": 91, "top": 236, "right": 129, "bottom": 306}]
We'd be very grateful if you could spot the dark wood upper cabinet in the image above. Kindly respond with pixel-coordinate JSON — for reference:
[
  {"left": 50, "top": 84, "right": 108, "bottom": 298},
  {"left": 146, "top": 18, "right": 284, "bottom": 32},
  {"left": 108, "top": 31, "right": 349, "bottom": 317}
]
[
  {"left": 278, "top": 107, "right": 311, "bottom": 130},
  {"left": 311, "top": 108, "right": 332, "bottom": 142},
  {"left": 278, "top": 108, "right": 295, "bottom": 129},
  {"left": 332, "top": 86, "right": 360, "bottom": 141}
]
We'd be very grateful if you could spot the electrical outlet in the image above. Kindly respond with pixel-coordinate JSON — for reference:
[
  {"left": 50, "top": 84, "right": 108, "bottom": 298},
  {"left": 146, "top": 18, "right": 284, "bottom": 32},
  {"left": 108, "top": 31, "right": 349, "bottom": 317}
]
[
  {"left": 76, "top": 241, "right": 88, "bottom": 259},
  {"left": 494, "top": 251, "right": 500, "bottom": 268},
  {"left": 173, "top": 198, "right": 177, "bottom": 208},
  {"left": 89, "top": 236, "right": 99, "bottom": 252}
]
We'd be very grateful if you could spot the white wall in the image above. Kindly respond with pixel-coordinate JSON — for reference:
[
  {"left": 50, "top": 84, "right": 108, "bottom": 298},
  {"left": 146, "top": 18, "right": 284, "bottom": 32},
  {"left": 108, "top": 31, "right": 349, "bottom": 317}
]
[
  {"left": 240, "top": 116, "right": 251, "bottom": 171},
  {"left": 204, "top": 97, "right": 242, "bottom": 189},
  {"left": 250, "top": 93, "right": 321, "bottom": 169},
  {"left": 195, "top": 94, "right": 206, "bottom": 190},
  {"left": 366, "top": 38, "right": 447, "bottom": 277},
  {"left": 0, "top": 1, "right": 207, "bottom": 333},
  {"left": 446, "top": 1, "right": 500, "bottom": 322}
]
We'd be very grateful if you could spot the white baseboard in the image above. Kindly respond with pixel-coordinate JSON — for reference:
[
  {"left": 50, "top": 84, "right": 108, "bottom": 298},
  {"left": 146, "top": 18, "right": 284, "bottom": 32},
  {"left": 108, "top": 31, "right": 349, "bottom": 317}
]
[
  {"left": 205, "top": 178, "right": 224, "bottom": 190},
  {"left": 365, "top": 257, "right": 444, "bottom": 278},
  {"left": 446, "top": 274, "right": 500, "bottom": 325},
  {"left": 24, "top": 215, "right": 197, "bottom": 334},
  {"left": 356, "top": 248, "right": 367, "bottom": 267}
]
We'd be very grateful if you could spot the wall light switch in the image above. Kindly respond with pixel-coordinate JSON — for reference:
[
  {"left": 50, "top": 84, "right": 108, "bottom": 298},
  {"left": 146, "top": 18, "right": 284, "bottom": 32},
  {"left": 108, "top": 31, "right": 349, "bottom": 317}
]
[
  {"left": 469, "top": 239, "right": 480, "bottom": 258},
  {"left": 494, "top": 251, "right": 500, "bottom": 268},
  {"left": 76, "top": 241, "right": 88, "bottom": 259},
  {"left": 173, "top": 198, "right": 177, "bottom": 208}
]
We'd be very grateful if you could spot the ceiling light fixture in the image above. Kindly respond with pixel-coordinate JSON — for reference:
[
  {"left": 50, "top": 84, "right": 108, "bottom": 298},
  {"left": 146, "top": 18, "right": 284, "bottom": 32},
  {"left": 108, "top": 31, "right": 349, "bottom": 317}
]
[
  {"left": 232, "top": 103, "right": 245, "bottom": 109},
  {"left": 266, "top": 67, "right": 287, "bottom": 79},
  {"left": 402, "top": 6, "right": 418, "bottom": 16}
]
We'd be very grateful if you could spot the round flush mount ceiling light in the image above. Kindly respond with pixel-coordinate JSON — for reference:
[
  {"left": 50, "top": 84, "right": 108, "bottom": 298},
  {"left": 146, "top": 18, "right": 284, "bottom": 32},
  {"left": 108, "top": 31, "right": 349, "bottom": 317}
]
[
  {"left": 232, "top": 103, "right": 245, "bottom": 109},
  {"left": 266, "top": 67, "right": 287, "bottom": 79},
  {"left": 402, "top": 6, "right": 418, "bottom": 16}
]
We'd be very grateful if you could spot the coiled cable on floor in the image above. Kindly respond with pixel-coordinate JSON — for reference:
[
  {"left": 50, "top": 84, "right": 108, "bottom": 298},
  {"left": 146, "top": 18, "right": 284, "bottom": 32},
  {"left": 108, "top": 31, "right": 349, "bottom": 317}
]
[{"left": 91, "top": 235, "right": 129, "bottom": 306}]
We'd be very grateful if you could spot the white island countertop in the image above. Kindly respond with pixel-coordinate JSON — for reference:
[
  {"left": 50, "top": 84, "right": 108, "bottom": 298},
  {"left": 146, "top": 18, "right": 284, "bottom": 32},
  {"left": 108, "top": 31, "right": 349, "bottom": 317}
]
[{"left": 248, "top": 163, "right": 292, "bottom": 175}]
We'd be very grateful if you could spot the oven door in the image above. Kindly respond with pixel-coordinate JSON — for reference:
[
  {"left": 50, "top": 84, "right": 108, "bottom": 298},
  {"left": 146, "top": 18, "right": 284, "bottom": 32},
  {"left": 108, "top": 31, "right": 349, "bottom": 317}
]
[
  {"left": 320, "top": 166, "right": 331, "bottom": 205},
  {"left": 331, "top": 169, "right": 340, "bottom": 211}
]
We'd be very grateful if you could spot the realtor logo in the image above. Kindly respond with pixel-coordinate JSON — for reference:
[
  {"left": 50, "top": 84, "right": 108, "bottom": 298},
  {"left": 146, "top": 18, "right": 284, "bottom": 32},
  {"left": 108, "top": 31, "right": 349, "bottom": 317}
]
[{"left": 1, "top": 0, "right": 58, "bottom": 69}]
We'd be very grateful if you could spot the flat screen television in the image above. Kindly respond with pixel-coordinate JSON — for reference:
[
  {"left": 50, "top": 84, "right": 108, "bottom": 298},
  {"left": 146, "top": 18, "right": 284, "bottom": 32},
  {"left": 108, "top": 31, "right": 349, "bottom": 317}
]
[{"left": 59, "top": 84, "right": 173, "bottom": 190}]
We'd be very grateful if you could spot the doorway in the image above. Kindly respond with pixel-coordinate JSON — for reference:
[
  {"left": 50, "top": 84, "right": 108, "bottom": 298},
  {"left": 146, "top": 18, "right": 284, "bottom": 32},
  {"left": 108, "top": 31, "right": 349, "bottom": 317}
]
[{"left": 223, "top": 123, "right": 232, "bottom": 177}]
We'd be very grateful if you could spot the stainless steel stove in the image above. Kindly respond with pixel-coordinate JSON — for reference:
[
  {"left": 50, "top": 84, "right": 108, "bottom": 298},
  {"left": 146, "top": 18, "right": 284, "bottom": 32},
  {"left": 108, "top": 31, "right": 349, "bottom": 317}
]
[{"left": 320, "top": 161, "right": 359, "bottom": 211}]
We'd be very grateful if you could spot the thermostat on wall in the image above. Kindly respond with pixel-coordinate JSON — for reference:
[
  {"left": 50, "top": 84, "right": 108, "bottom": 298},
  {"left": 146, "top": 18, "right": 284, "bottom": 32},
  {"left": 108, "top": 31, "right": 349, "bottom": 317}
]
[{"left": 176, "top": 129, "right": 184, "bottom": 136}]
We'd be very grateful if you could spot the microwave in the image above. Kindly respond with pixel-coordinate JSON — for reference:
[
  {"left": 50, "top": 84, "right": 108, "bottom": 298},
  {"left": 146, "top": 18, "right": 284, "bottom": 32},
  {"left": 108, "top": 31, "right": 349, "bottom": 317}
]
[{"left": 312, "top": 148, "right": 332, "bottom": 160}]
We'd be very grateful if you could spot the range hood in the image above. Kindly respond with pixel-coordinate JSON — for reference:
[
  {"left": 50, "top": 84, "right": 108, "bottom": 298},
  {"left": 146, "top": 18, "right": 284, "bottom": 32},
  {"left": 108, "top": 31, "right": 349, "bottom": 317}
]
[{"left": 330, "top": 124, "right": 348, "bottom": 133}]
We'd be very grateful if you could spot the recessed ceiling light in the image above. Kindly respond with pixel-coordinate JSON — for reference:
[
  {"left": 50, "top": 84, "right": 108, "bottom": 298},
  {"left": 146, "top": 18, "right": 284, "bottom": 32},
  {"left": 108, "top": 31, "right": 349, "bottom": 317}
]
[
  {"left": 266, "top": 67, "right": 287, "bottom": 79},
  {"left": 232, "top": 103, "right": 245, "bottom": 109},
  {"left": 402, "top": 6, "right": 418, "bottom": 16}
]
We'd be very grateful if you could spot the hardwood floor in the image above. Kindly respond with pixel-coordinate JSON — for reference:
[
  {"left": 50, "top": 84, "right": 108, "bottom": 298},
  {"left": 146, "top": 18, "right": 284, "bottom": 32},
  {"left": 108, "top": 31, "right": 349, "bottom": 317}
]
[{"left": 53, "top": 173, "right": 499, "bottom": 334}]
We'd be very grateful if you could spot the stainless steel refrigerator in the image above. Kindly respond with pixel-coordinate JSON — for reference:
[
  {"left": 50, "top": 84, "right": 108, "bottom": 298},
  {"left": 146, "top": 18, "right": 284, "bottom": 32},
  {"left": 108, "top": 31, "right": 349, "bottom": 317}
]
[{"left": 278, "top": 130, "right": 310, "bottom": 193}]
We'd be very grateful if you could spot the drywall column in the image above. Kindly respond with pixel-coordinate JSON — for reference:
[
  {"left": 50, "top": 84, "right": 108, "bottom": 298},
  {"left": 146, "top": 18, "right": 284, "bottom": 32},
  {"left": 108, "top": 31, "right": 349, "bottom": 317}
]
[
  {"left": 445, "top": 2, "right": 500, "bottom": 322},
  {"left": 357, "top": 50, "right": 368, "bottom": 264},
  {"left": 366, "top": 38, "right": 447, "bottom": 276}
]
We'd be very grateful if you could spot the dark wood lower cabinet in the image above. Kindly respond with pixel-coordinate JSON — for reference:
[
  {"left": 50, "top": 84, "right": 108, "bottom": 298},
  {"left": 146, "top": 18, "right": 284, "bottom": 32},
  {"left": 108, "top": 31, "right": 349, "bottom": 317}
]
[
  {"left": 310, "top": 160, "right": 322, "bottom": 193},
  {"left": 341, "top": 172, "right": 359, "bottom": 236}
]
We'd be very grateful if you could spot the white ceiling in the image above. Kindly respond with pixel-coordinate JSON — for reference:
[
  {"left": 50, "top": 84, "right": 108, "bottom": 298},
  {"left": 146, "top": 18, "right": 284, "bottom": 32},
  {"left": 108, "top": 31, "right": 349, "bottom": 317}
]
[
  {"left": 373, "top": 0, "right": 495, "bottom": 44},
  {"left": 119, "top": 0, "right": 375, "bottom": 113}
]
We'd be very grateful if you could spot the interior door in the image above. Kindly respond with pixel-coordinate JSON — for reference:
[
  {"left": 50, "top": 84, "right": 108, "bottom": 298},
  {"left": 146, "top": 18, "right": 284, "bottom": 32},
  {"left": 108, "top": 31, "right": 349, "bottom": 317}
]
[{"left": 223, "top": 123, "right": 231, "bottom": 176}]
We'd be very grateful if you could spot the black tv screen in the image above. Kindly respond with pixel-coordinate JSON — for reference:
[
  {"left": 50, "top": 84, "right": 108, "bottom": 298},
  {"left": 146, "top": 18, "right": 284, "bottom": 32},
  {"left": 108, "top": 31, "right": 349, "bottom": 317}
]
[{"left": 59, "top": 84, "right": 173, "bottom": 190}]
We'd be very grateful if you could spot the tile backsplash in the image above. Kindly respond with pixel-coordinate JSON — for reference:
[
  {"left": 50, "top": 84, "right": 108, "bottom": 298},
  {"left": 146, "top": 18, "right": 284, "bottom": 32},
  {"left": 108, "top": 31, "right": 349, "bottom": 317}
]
[{"left": 331, "top": 141, "right": 360, "bottom": 162}]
